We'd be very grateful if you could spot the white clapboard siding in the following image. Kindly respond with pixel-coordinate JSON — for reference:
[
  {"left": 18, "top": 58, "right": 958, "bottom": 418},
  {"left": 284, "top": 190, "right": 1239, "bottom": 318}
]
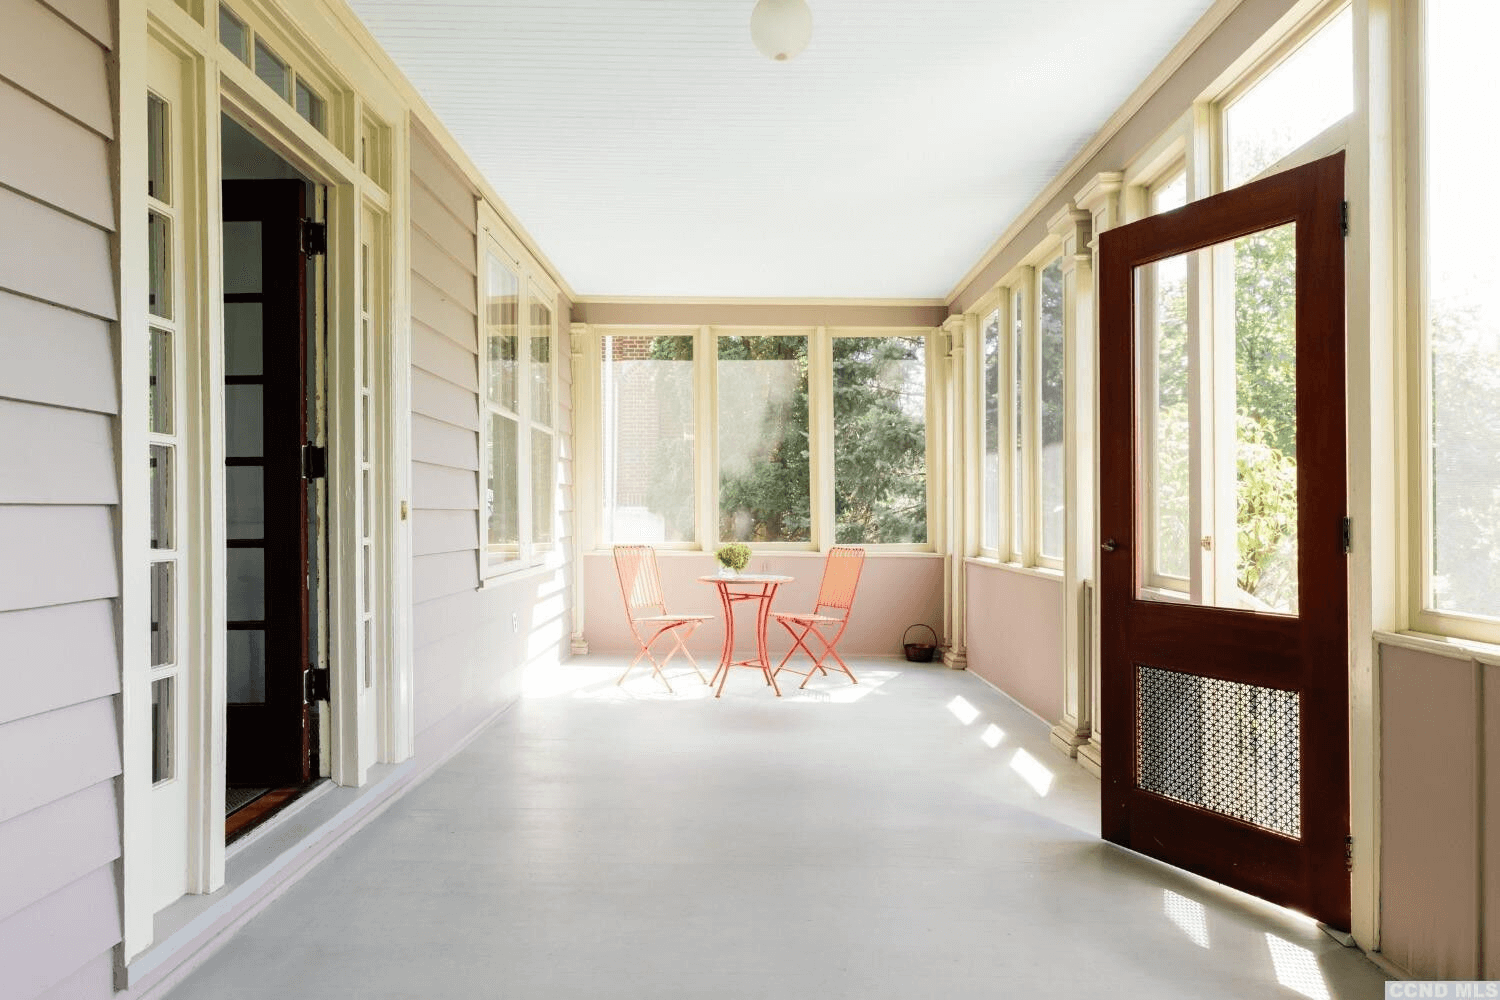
[
  {"left": 0, "top": 291, "right": 116, "bottom": 413},
  {"left": 32, "top": 951, "right": 114, "bottom": 1000},
  {"left": 0, "top": 865, "right": 121, "bottom": 1000},
  {"left": 412, "top": 321, "right": 478, "bottom": 391},
  {"left": 411, "top": 276, "right": 476, "bottom": 351},
  {"left": 0, "top": 400, "right": 119, "bottom": 505},
  {"left": 412, "top": 551, "right": 477, "bottom": 604},
  {"left": 0, "top": 697, "right": 120, "bottom": 825},
  {"left": 0, "top": 0, "right": 113, "bottom": 137},
  {"left": 0, "top": 186, "right": 117, "bottom": 319},
  {"left": 411, "top": 368, "right": 479, "bottom": 432},
  {"left": 37, "top": 0, "right": 112, "bottom": 46},
  {"left": 411, "top": 413, "right": 478, "bottom": 472},
  {"left": 0, "top": 80, "right": 113, "bottom": 228},
  {"left": 410, "top": 132, "right": 475, "bottom": 225},
  {"left": 411, "top": 461, "right": 478, "bottom": 511},
  {"left": 411, "top": 230, "right": 475, "bottom": 313},
  {"left": 411, "top": 183, "right": 474, "bottom": 274},
  {"left": 413, "top": 508, "right": 479, "bottom": 557},
  {"left": 0, "top": 601, "right": 118, "bottom": 725},
  {"left": 0, "top": 779, "right": 118, "bottom": 923},
  {"left": 0, "top": 506, "right": 118, "bottom": 613}
]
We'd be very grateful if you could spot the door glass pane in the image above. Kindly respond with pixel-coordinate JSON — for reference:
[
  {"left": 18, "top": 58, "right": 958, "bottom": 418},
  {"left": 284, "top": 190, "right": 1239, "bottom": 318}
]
[
  {"left": 223, "top": 221, "right": 262, "bottom": 294},
  {"left": 227, "top": 547, "right": 266, "bottom": 620},
  {"left": 531, "top": 299, "right": 553, "bottom": 426},
  {"left": 1038, "top": 260, "right": 1066, "bottom": 560},
  {"left": 147, "top": 93, "right": 169, "bottom": 202},
  {"left": 149, "top": 327, "right": 173, "bottom": 435},
  {"left": 601, "top": 333, "right": 696, "bottom": 544},
  {"left": 151, "top": 677, "right": 174, "bottom": 784},
  {"left": 485, "top": 254, "right": 520, "bottom": 411},
  {"left": 225, "top": 385, "right": 264, "bottom": 457},
  {"left": 832, "top": 336, "right": 928, "bottom": 544},
  {"left": 150, "top": 561, "right": 172, "bottom": 667},
  {"left": 225, "top": 303, "right": 264, "bottom": 376},
  {"left": 981, "top": 310, "right": 1001, "bottom": 552},
  {"left": 1231, "top": 224, "right": 1298, "bottom": 614},
  {"left": 148, "top": 211, "right": 172, "bottom": 320},
  {"left": 487, "top": 413, "right": 519, "bottom": 564},
  {"left": 1223, "top": 7, "right": 1353, "bottom": 188},
  {"left": 150, "top": 445, "right": 173, "bottom": 550},
  {"left": 1143, "top": 250, "right": 1190, "bottom": 584},
  {"left": 226, "top": 466, "right": 265, "bottom": 539},
  {"left": 717, "top": 335, "right": 811, "bottom": 543},
  {"left": 1425, "top": 0, "right": 1500, "bottom": 620},
  {"left": 532, "top": 427, "right": 555, "bottom": 550},
  {"left": 227, "top": 630, "right": 266, "bottom": 703}
]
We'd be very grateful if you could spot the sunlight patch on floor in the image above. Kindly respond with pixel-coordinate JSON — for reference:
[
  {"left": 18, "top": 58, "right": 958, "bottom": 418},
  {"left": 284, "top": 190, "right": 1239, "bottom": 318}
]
[
  {"left": 1009, "top": 748, "right": 1054, "bottom": 796},
  {"left": 1265, "top": 933, "right": 1330, "bottom": 1000},
  {"left": 947, "top": 695, "right": 980, "bottom": 725},
  {"left": 1164, "top": 890, "right": 1210, "bottom": 948},
  {"left": 981, "top": 724, "right": 1005, "bottom": 748}
]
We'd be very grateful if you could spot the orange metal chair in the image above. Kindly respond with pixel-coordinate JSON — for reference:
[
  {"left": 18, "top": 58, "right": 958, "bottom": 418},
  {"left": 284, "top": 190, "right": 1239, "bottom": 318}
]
[
  {"left": 613, "top": 545, "right": 712, "bottom": 692},
  {"left": 771, "top": 546, "right": 866, "bottom": 688}
]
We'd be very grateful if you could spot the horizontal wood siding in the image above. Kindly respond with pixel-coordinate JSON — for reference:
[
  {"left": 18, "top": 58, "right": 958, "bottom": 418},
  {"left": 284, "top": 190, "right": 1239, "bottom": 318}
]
[
  {"left": 0, "top": 2, "right": 122, "bottom": 996},
  {"left": 408, "top": 125, "right": 573, "bottom": 752}
]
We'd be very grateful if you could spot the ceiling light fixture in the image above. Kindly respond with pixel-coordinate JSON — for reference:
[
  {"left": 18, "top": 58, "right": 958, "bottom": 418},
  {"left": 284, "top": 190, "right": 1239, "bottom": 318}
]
[{"left": 750, "top": 0, "right": 812, "bottom": 62}]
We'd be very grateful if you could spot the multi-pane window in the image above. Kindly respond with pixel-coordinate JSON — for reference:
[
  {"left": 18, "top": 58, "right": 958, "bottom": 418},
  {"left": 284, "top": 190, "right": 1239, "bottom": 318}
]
[
  {"left": 1142, "top": 172, "right": 1191, "bottom": 591},
  {"left": 146, "top": 89, "right": 182, "bottom": 785},
  {"left": 1037, "top": 258, "right": 1066, "bottom": 563},
  {"left": 599, "top": 327, "right": 932, "bottom": 549},
  {"left": 1222, "top": 5, "right": 1353, "bottom": 188},
  {"left": 832, "top": 335, "right": 928, "bottom": 545},
  {"left": 979, "top": 308, "right": 1002, "bottom": 554},
  {"left": 717, "top": 334, "right": 811, "bottom": 543},
  {"left": 600, "top": 332, "right": 696, "bottom": 544},
  {"left": 1010, "top": 286, "right": 1026, "bottom": 561},
  {"left": 481, "top": 243, "right": 557, "bottom": 575},
  {"left": 1416, "top": 0, "right": 1500, "bottom": 637},
  {"left": 221, "top": 6, "right": 329, "bottom": 136}
]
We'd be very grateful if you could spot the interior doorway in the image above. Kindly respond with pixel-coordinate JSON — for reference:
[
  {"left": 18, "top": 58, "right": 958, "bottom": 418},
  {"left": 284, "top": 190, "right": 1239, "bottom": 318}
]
[
  {"left": 220, "top": 115, "right": 329, "bottom": 838},
  {"left": 1097, "top": 153, "right": 1350, "bottom": 927}
]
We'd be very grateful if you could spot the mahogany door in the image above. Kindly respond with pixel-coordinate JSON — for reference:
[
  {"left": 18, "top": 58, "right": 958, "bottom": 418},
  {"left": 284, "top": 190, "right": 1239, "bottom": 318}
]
[
  {"left": 1098, "top": 153, "right": 1349, "bottom": 928},
  {"left": 223, "top": 179, "right": 314, "bottom": 786}
]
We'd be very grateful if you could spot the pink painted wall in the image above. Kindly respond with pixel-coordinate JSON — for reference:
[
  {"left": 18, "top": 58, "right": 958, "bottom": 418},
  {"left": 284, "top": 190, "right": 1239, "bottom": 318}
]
[
  {"left": 962, "top": 562, "right": 1063, "bottom": 723},
  {"left": 583, "top": 551, "right": 942, "bottom": 660},
  {"left": 1378, "top": 643, "right": 1499, "bottom": 980}
]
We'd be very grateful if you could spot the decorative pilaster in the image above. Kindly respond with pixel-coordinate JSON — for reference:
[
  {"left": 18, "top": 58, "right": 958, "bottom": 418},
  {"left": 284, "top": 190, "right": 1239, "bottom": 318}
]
[
  {"left": 941, "top": 313, "right": 971, "bottom": 669},
  {"left": 568, "top": 321, "right": 591, "bottom": 656},
  {"left": 1065, "top": 172, "right": 1122, "bottom": 774}
]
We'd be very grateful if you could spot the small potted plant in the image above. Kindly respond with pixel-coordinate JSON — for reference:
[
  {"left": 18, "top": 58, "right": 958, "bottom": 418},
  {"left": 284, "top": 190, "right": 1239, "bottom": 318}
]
[{"left": 715, "top": 542, "right": 752, "bottom": 578}]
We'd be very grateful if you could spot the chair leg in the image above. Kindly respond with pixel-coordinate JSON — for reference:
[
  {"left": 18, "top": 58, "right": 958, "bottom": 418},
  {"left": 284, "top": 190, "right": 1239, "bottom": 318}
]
[{"left": 772, "top": 621, "right": 819, "bottom": 679}]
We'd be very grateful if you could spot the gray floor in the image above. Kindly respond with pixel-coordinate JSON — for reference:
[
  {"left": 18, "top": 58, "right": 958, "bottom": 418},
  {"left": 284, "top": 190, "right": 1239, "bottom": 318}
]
[{"left": 164, "top": 657, "right": 1389, "bottom": 999}]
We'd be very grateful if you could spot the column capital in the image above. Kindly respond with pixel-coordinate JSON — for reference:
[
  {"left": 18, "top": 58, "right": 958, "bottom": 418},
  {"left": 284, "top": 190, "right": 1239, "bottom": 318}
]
[{"left": 1074, "top": 171, "right": 1125, "bottom": 249}]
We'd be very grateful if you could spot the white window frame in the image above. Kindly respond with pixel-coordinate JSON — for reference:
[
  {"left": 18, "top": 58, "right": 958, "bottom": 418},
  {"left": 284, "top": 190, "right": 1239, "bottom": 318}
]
[
  {"left": 592, "top": 324, "right": 939, "bottom": 553},
  {"left": 1405, "top": 0, "right": 1500, "bottom": 646},
  {"left": 478, "top": 211, "right": 560, "bottom": 579},
  {"left": 1032, "top": 249, "right": 1067, "bottom": 571},
  {"left": 975, "top": 291, "right": 1006, "bottom": 560}
]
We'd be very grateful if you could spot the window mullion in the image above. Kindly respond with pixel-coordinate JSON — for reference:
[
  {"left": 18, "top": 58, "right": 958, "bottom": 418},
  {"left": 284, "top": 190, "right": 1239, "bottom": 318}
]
[
  {"left": 809, "top": 326, "right": 834, "bottom": 551},
  {"left": 698, "top": 325, "right": 716, "bottom": 551}
]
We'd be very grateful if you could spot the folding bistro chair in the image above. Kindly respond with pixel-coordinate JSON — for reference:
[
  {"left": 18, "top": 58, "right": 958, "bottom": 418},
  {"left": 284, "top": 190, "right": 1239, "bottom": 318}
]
[
  {"left": 613, "top": 545, "right": 712, "bottom": 693},
  {"left": 771, "top": 546, "right": 866, "bottom": 688}
]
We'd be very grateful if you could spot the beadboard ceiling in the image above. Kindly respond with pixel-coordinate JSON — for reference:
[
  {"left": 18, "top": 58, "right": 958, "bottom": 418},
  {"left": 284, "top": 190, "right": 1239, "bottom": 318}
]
[{"left": 349, "top": 0, "right": 1217, "bottom": 300}]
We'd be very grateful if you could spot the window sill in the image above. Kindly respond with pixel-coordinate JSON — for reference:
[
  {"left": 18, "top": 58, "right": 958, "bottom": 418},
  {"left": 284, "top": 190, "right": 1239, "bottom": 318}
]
[
  {"left": 477, "top": 560, "right": 563, "bottom": 590},
  {"left": 589, "top": 548, "right": 940, "bottom": 559},
  {"left": 963, "top": 556, "right": 1064, "bottom": 582},
  {"left": 1373, "top": 629, "right": 1500, "bottom": 667}
]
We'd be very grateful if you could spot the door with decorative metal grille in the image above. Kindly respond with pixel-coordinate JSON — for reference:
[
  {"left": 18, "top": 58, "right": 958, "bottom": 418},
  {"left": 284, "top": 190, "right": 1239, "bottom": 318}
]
[{"left": 1097, "top": 152, "right": 1349, "bottom": 928}]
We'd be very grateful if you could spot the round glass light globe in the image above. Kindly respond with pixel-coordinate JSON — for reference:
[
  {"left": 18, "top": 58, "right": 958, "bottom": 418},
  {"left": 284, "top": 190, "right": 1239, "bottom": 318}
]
[{"left": 750, "top": 0, "right": 812, "bottom": 62}]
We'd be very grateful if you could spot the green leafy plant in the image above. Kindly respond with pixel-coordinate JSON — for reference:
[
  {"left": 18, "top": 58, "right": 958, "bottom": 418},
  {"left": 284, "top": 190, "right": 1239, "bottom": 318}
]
[{"left": 715, "top": 542, "right": 751, "bottom": 571}]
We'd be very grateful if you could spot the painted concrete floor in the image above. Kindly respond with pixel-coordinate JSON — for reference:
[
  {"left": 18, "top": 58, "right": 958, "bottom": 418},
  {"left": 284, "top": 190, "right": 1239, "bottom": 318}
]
[{"left": 163, "top": 657, "right": 1389, "bottom": 1000}]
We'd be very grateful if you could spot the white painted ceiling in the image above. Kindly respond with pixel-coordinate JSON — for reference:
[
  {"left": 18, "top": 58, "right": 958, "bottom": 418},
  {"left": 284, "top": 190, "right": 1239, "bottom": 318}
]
[{"left": 349, "top": 0, "right": 1217, "bottom": 299}]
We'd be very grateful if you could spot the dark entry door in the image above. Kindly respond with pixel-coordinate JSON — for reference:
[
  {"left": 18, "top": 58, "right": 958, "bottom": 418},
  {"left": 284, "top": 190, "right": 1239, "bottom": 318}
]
[
  {"left": 223, "top": 179, "right": 313, "bottom": 786},
  {"left": 1098, "top": 153, "right": 1349, "bottom": 928}
]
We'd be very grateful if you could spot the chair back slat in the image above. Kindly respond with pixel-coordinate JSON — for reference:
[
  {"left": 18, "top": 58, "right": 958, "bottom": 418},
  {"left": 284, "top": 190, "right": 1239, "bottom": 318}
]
[
  {"left": 614, "top": 545, "right": 666, "bottom": 618},
  {"left": 815, "top": 546, "right": 866, "bottom": 613}
]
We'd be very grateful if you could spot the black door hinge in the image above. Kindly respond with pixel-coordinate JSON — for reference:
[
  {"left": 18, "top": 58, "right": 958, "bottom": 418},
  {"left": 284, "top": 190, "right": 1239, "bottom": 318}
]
[
  {"left": 1340, "top": 201, "right": 1349, "bottom": 237},
  {"left": 306, "top": 666, "right": 331, "bottom": 703},
  {"left": 1345, "top": 835, "right": 1355, "bottom": 871},
  {"left": 303, "top": 444, "right": 327, "bottom": 480},
  {"left": 1341, "top": 516, "right": 1353, "bottom": 554},
  {"left": 302, "top": 218, "right": 327, "bottom": 257}
]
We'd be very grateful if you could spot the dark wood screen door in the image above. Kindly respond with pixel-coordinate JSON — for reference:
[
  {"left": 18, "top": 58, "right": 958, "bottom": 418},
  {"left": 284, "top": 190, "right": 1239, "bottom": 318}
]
[
  {"left": 1098, "top": 152, "right": 1349, "bottom": 928},
  {"left": 222, "top": 179, "right": 312, "bottom": 786}
]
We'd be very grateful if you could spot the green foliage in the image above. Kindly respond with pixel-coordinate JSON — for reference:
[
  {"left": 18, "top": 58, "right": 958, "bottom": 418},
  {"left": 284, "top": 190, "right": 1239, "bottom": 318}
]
[
  {"left": 715, "top": 542, "right": 751, "bottom": 571},
  {"left": 1235, "top": 414, "right": 1299, "bottom": 606},
  {"left": 831, "top": 337, "right": 927, "bottom": 544},
  {"left": 716, "top": 336, "right": 811, "bottom": 542}
]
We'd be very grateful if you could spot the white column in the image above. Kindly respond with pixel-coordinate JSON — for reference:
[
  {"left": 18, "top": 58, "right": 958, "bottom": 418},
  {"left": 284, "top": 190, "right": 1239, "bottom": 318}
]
[
  {"left": 1062, "top": 174, "right": 1122, "bottom": 773},
  {"left": 941, "top": 314, "right": 971, "bottom": 668},
  {"left": 569, "top": 321, "right": 592, "bottom": 655}
]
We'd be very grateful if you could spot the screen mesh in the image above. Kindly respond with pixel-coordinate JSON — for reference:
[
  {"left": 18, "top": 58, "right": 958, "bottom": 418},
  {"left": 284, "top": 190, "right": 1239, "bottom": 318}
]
[{"left": 1136, "top": 664, "right": 1301, "bottom": 838}]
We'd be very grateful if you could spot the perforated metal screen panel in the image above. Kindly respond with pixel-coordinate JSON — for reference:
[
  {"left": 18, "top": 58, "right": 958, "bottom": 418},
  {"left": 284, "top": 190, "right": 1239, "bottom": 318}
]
[{"left": 1135, "top": 665, "right": 1302, "bottom": 838}]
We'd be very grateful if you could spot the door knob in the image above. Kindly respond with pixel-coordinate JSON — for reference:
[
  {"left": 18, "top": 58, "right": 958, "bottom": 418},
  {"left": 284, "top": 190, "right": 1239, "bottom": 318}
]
[{"left": 1101, "top": 538, "right": 1118, "bottom": 552}]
